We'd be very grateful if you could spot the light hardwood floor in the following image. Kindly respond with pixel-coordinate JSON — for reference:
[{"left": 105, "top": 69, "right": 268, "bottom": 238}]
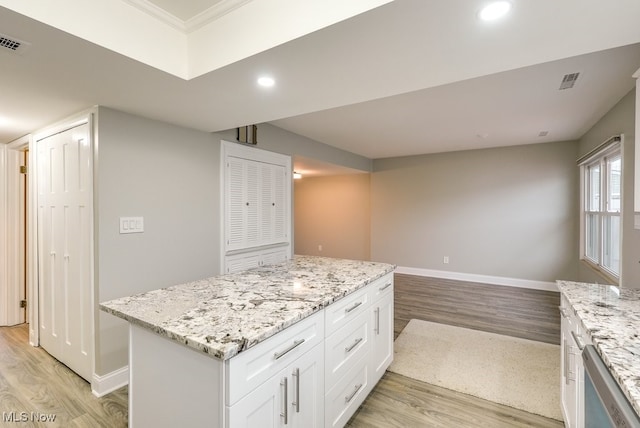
[
  {"left": 0, "top": 324, "right": 127, "bottom": 427},
  {"left": 0, "top": 273, "right": 563, "bottom": 427}
]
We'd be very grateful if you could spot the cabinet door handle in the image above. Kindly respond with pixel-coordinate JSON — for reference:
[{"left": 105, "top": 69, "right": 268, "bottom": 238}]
[
  {"left": 345, "top": 301, "right": 362, "bottom": 314},
  {"left": 379, "top": 282, "right": 392, "bottom": 291},
  {"left": 345, "top": 383, "right": 363, "bottom": 403},
  {"left": 274, "top": 339, "right": 306, "bottom": 360},
  {"left": 559, "top": 306, "right": 569, "bottom": 318},
  {"left": 280, "top": 377, "right": 288, "bottom": 424},
  {"left": 563, "top": 339, "right": 570, "bottom": 385},
  {"left": 292, "top": 368, "right": 300, "bottom": 413},
  {"left": 345, "top": 337, "right": 363, "bottom": 353},
  {"left": 375, "top": 307, "right": 380, "bottom": 335},
  {"left": 571, "top": 330, "right": 585, "bottom": 351}
]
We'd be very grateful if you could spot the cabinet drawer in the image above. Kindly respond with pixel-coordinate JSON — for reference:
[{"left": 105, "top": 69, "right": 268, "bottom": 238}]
[
  {"left": 325, "top": 286, "right": 370, "bottom": 337},
  {"left": 370, "top": 273, "right": 393, "bottom": 302},
  {"left": 325, "top": 355, "right": 369, "bottom": 428},
  {"left": 226, "top": 311, "right": 324, "bottom": 406},
  {"left": 324, "top": 310, "right": 370, "bottom": 390}
]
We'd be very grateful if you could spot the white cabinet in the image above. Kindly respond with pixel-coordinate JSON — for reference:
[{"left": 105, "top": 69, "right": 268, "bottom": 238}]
[
  {"left": 560, "top": 296, "right": 589, "bottom": 428},
  {"left": 127, "top": 272, "right": 394, "bottom": 428},
  {"left": 222, "top": 141, "right": 292, "bottom": 274},
  {"left": 228, "top": 343, "right": 324, "bottom": 428},
  {"left": 223, "top": 141, "right": 291, "bottom": 253},
  {"left": 225, "top": 156, "right": 288, "bottom": 251},
  {"left": 225, "top": 247, "right": 288, "bottom": 274},
  {"left": 370, "top": 279, "right": 393, "bottom": 386},
  {"left": 323, "top": 273, "right": 394, "bottom": 428}
]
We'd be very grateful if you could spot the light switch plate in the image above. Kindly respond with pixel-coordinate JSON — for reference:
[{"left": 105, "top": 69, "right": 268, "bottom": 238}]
[{"left": 120, "top": 217, "right": 144, "bottom": 234}]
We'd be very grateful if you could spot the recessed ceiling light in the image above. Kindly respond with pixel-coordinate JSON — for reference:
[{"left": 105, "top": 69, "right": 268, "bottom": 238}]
[
  {"left": 0, "top": 115, "right": 11, "bottom": 127},
  {"left": 257, "top": 76, "right": 275, "bottom": 88},
  {"left": 479, "top": 1, "right": 512, "bottom": 21}
]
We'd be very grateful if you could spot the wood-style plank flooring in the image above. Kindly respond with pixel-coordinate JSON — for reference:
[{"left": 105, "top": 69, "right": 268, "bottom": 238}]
[
  {"left": 347, "top": 372, "right": 564, "bottom": 428},
  {"left": 0, "top": 324, "right": 127, "bottom": 427},
  {"left": 393, "top": 273, "right": 561, "bottom": 344},
  {"left": 0, "top": 273, "right": 563, "bottom": 427}
]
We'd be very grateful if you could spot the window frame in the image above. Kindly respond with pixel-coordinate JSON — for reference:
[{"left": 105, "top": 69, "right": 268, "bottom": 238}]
[{"left": 580, "top": 140, "right": 622, "bottom": 284}]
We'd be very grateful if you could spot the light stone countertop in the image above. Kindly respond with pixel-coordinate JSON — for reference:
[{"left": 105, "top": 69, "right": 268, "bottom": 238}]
[
  {"left": 100, "top": 255, "right": 395, "bottom": 361},
  {"left": 557, "top": 280, "right": 640, "bottom": 417}
]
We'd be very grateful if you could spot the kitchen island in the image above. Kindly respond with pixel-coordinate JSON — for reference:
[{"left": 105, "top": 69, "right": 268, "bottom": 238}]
[
  {"left": 101, "top": 255, "right": 395, "bottom": 427},
  {"left": 557, "top": 280, "right": 640, "bottom": 420}
]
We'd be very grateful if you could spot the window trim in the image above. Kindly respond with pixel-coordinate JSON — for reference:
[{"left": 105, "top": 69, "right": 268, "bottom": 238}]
[{"left": 579, "top": 136, "right": 622, "bottom": 284}]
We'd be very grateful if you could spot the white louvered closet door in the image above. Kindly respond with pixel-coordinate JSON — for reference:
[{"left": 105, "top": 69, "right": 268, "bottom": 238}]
[
  {"left": 37, "top": 122, "right": 93, "bottom": 382},
  {"left": 226, "top": 157, "right": 288, "bottom": 252}
]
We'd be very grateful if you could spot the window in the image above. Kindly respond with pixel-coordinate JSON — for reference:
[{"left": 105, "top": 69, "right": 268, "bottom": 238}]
[{"left": 581, "top": 139, "right": 621, "bottom": 281}]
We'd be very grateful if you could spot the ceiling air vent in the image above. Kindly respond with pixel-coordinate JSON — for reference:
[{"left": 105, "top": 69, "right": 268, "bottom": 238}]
[
  {"left": 559, "top": 72, "right": 580, "bottom": 90},
  {"left": 0, "top": 33, "right": 30, "bottom": 55}
]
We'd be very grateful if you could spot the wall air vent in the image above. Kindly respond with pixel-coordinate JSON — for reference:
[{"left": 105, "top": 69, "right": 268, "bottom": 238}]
[
  {"left": 559, "top": 72, "right": 580, "bottom": 90},
  {"left": 0, "top": 33, "right": 30, "bottom": 55}
]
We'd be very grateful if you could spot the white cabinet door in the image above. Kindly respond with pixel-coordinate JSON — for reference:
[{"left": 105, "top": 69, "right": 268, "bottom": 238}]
[
  {"left": 370, "top": 289, "right": 393, "bottom": 386},
  {"left": 261, "top": 248, "right": 288, "bottom": 267},
  {"left": 225, "top": 156, "right": 260, "bottom": 251},
  {"left": 290, "top": 343, "right": 325, "bottom": 428},
  {"left": 225, "top": 253, "right": 261, "bottom": 274},
  {"left": 224, "top": 148, "right": 290, "bottom": 254},
  {"left": 229, "top": 343, "right": 324, "bottom": 428},
  {"left": 228, "top": 368, "right": 285, "bottom": 428}
]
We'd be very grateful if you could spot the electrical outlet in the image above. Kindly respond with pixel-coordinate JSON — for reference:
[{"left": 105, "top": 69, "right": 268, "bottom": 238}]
[
  {"left": 443, "top": 256, "right": 449, "bottom": 264},
  {"left": 318, "top": 244, "right": 323, "bottom": 252}
]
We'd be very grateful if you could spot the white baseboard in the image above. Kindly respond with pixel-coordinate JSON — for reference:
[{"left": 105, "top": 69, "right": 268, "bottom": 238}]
[
  {"left": 92, "top": 366, "right": 129, "bottom": 397},
  {"left": 395, "top": 266, "right": 558, "bottom": 292}
]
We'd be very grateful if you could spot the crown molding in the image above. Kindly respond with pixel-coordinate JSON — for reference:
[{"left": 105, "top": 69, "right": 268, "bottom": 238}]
[{"left": 122, "top": 0, "right": 253, "bottom": 34}]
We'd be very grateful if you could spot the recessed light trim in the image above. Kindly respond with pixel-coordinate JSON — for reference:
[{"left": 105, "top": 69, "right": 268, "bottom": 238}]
[
  {"left": 479, "top": 1, "right": 512, "bottom": 21},
  {"left": 257, "top": 76, "right": 275, "bottom": 88}
]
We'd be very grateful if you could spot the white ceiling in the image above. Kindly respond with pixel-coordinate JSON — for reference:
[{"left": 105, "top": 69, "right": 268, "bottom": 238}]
[
  {"left": 1, "top": 0, "right": 639, "bottom": 170},
  {"left": 146, "top": 0, "right": 226, "bottom": 21}
]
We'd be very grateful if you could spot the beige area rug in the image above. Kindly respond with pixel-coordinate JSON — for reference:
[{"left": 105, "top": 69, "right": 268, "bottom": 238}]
[{"left": 389, "top": 319, "right": 562, "bottom": 421}]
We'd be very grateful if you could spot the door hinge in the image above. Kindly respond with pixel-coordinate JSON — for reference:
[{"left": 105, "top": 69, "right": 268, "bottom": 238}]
[
  {"left": 19, "top": 165, "right": 27, "bottom": 174},
  {"left": 20, "top": 300, "right": 27, "bottom": 308}
]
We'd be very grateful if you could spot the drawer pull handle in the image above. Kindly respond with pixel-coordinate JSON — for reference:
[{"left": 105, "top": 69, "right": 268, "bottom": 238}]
[
  {"left": 345, "top": 337, "right": 363, "bottom": 353},
  {"left": 345, "top": 383, "right": 363, "bottom": 404},
  {"left": 280, "top": 377, "right": 288, "bottom": 424},
  {"left": 379, "top": 282, "right": 392, "bottom": 291},
  {"left": 274, "top": 339, "right": 305, "bottom": 360},
  {"left": 345, "top": 301, "right": 363, "bottom": 314}
]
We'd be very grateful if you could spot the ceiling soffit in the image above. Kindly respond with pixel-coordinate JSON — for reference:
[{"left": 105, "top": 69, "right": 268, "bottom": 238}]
[
  {"left": 0, "top": 0, "right": 393, "bottom": 79},
  {"left": 123, "top": 0, "right": 252, "bottom": 33}
]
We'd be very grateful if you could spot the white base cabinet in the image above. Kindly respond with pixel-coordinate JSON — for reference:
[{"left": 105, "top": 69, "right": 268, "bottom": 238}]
[
  {"left": 127, "top": 272, "right": 394, "bottom": 428},
  {"left": 560, "top": 295, "right": 589, "bottom": 428},
  {"left": 228, "top": 342, "right": 324, "bottom": 428}
]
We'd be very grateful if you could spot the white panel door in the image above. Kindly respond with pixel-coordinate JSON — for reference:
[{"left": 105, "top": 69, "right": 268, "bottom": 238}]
[{"left": 37, "top": 122, "right": 92, "bottom": 382}]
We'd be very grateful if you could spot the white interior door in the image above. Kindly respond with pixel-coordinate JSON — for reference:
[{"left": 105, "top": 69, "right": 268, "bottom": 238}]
[{"left": 37, "top": 121, "right": 93, "bottom": 382}]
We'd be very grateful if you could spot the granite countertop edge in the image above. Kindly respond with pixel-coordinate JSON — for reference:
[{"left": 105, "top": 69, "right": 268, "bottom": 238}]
[{"left": 556, "top": 280, "right": 640, "bottom": 417}]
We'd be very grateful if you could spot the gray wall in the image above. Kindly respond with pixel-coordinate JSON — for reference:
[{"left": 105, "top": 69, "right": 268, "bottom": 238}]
[
  {"left": 370, "top": 141, "right": 580, "bottom": 283},
  {"left": 95, "top": 107, "right": 221, "bottom": 375},
  {"left": 217, "top": 123, "right": 372, "bottom": 173},
  {"left": 577, "top": 89, "right": 639, "bottom": 288}
]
